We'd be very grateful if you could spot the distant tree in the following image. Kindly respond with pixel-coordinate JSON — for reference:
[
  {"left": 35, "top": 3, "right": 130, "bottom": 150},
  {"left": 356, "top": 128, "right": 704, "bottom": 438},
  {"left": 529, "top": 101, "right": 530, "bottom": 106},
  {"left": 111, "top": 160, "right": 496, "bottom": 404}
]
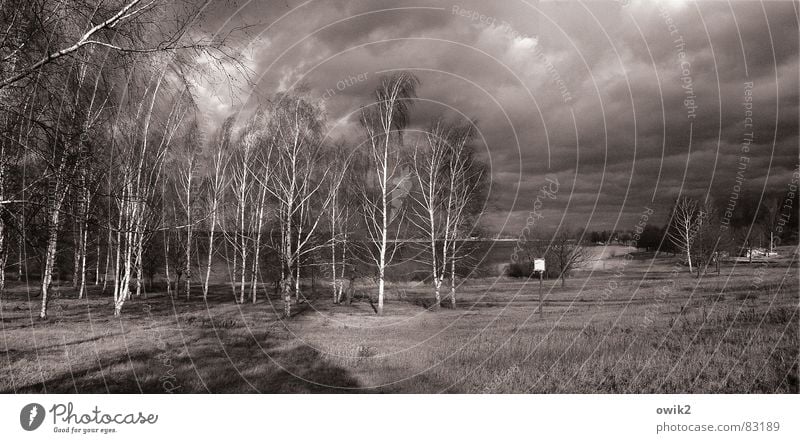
[
  {"left": 692, "top": 200, "right": 720, "bottom": 277},
  {"left": 666, "top": 197, "right": 705, "bottom": 273},
  {"left": 547, "top": 229, "right": 590, "bottom": 288},
  {"left": 775, "top": 186, "right": 799, "bottom": 245},
  {"left": 638, "top": 224, "right": 663, "bottom": 252}
]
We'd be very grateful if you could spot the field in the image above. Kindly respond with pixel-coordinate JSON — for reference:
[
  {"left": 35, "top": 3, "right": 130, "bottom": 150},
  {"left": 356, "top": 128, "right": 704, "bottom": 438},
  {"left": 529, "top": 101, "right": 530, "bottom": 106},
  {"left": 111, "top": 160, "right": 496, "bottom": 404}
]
[{"left": 1, "top": 249, "right": 797, "bottom": 394}]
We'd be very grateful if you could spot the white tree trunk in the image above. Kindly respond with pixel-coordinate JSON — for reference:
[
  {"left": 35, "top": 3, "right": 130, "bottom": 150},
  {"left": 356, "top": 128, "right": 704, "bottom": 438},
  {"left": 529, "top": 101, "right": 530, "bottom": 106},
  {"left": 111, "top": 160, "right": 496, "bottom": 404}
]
[
  {"left": 250, "top": 193, "right": 265, "bottom": 304},
  {"left": 238, "top": 192, "right": 247, "bottom": 304},
  {"left": 203, "top": 215, "right": 216, "bottom": 300},
  {"left": 40, "top": 205, "right": 62, "bottom": 319},
  {"left": 102, "top": 225, "right": 112, "bottom": 292},
  {"left": 184, "top": 175, "right": 193, "bottom": 301},
  {"left": 164, "top": 228, "right": 172, "bottom": 296},
  {"left": 134, "top": 228, "right": 144, "bottom": 298},
  {"left": 94, "top": 241, "right": 101, "bottom": 286},
  {"left": 330, "top": 196, "right": 339, "bottom": 304},
  {"left": 112, "top": 202, "right": 123, "bottom": 308},
  {"left": 449, "top": 244, "right": 457, "bottom": 308},
  {"left": 78, "top": 223, "right": 88, "bottom": 298},
  {"left": 0, "top": 222, "right": 5, "bottom": 297},
  {"left": 0, "top": 170, "right": 5, "bottom": 297},
  {"left": 684, "top": 224, "right": 693, "bottom": 273},
  {"left": 203, "top": 180, "right": 223, "bottom": 300},
  {"left": 17, "top": 233, "right": 24, "bottom": 282}
]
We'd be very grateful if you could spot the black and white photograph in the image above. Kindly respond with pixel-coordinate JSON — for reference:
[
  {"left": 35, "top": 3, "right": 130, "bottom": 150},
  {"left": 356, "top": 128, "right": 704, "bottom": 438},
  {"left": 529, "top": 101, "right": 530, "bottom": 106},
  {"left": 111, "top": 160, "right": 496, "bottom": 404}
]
[{"left": 0, "top": 0, "right": 798, "bottom": 440}]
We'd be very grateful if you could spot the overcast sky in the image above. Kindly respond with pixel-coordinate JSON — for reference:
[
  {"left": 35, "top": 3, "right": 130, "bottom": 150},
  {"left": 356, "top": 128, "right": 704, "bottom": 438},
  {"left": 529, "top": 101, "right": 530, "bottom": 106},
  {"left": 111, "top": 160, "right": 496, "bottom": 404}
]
[{"left": 192, "top": 0, "right": 798, "bottom": 236}]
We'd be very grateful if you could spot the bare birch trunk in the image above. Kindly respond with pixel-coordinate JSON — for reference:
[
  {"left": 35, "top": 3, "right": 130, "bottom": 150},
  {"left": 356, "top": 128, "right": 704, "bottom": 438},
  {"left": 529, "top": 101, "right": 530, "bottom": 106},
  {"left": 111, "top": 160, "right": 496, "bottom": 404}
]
[
  {"left": 40, "top": 158, "right": 69, "bottom": 320},
  {"left": 185, "top": 228, "right": 191, "bottom": 300},
  {"left": 17, "top": 234, "right": 24, "bottom": 281},
  {"left": 164, "top": 229, "right": 172, "bottom": 296},
  {"left": 238, "top": 193, "right": 247, "bottom": 304},
  {"left": 102, "top": 224, "right": 111, "bottom": 292},
  {"left": 330, "top": 195, "right": 338, "bottom": 304},
  {"left": 115, "top": 192, "right": 137, "bottom": 316},
  {"left": 0, "top": 244, "right": 5, "bottom": 298},
  {"left": 203, "top": 212, "right": 216, "bottom": 300},
  {"left": 377, "top": 151, "right": 388, "bottom": 317},
  {"left": 0, "top": 163, "right": 5, "bottom": 296},
  {"left": 377, "top": 227, "right": 386, "bottom": 316},
  {"left": 449, "top": 241, "right": 456, "bottom": 308},
  {"left": 249, "top": 207, "right": 263, "bottom": 304},
  {"left": 0, "top": 212, "right": 5, "bottom": 297},
  {"left": 112, "top": 203, "right": 123, "bottom": 305},
  {"left": 429, "top": 208, "right": 441, "bottom": 308},
  {"left": 338, "top": 230, "right": 347, "bottom": 303},
  {"left": 685, "top": 225, "right": 693, "bottom": 274},
  {"left": 295, "top": 259, "right": 301, "bottom": 303},
  {"left": 40, "top": 205, "right": 62, "bottom": 319},
  {"left": 135, "top": 229, "right": 144, "bottom": 298},
  {"left": 78, "top": 222, "right": 88, "bottom": 298},
  {"left": 283, "top": 275, "right": 292, "bottom": 317},
  {"left": 294, "top": 207, "right": 304, "bottom": 304},
  {"left": 94, "top": 240, "right": 101, "bottom": 286},
  {"left": 72, "top": 222, "right": 80, "bottom": 289},
  {"left": 184, "top": 173, "right": 193, "bottom": 300}
]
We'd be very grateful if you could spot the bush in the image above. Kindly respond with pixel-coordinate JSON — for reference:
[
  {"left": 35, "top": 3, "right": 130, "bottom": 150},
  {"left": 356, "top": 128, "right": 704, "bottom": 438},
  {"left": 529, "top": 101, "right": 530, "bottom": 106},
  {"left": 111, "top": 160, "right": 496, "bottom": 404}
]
[
  {"left": 505, "top": 261, "right": 561, "bottom": 279},
  {"left": 505, "top": 262, "right": 532, "bottom": 278}
]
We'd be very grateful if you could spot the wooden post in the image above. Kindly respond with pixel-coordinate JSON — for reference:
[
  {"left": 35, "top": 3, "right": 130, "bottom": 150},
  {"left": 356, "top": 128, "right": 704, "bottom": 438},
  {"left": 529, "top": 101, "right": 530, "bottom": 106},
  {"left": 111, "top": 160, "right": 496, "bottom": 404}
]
[
  {"left": 538, "top": 271, "right": 543, "bottom": 319},
  {"left": 532, "top": 258, "right": 545, "bottom": 319}
]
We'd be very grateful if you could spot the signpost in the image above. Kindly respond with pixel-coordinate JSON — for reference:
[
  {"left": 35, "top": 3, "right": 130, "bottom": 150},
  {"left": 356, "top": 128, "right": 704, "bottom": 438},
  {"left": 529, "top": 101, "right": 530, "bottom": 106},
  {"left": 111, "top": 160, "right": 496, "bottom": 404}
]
[{"left": 534, "top": 258, "right": 545, "bottom": 319}]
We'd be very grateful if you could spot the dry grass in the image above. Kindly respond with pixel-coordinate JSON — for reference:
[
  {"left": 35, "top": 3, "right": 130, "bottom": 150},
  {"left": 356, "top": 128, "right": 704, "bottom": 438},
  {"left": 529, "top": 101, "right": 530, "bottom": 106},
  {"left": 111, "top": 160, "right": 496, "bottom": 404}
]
[{"left": 1, "top": 254, "right": 797, "bottom": 393}]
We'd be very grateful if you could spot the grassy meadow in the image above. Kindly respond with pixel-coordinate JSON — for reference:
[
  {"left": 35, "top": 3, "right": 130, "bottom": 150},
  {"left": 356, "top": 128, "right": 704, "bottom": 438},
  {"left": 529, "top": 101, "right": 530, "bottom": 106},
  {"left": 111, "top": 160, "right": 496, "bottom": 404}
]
[{"left": 1, "top": 249, "right": 797, "bottom": 394}]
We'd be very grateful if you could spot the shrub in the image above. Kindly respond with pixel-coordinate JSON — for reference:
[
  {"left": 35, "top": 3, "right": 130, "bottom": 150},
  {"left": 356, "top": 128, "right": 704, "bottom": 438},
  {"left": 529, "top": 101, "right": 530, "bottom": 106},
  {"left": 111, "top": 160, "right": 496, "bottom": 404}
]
[{"left": 505, "top": 262, "right": 532, "bottom": 278}]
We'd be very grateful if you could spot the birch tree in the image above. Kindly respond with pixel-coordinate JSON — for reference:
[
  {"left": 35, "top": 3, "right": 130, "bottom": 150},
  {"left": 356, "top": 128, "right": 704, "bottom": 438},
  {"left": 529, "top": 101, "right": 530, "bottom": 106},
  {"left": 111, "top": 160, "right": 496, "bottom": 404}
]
[
  {"left": 1, "top": 0, "right": 237, "bottom": 318},
  {"left": 257, "top": 93, "right": 337, "bottom": 317},
  {"left": 226, "top": 110, "right": 263, "bottom": 304},
  {"left": 0, "top": 0, "right": 231, "bottom": 92},
  {"left": 440, "top": 122, "right": 484, "bottom": 306},
  {"left": 244, "top": 112, "right": 272, "bottom": 305},
  {"left": 325, "top": 143, "right": 356, "bottom": 304},
  {"left": 37, "top": 46, "right": 111, "bottom": 319},
  {"left": 689, "top": 200, "right": 717, "bottom": 277},
  {"left": 110, "top": 73, "right": 194, "bottom": 316},
  {"left": 358, "top": 72, "right": 418, "bottom": 316},
  {"left": 667, "top": 196, "right": 708, "bottom": 274},
  {"left": 409, "top": 122, "right": 451, "bottom": 308},
  {"left": 201, "top": 116, "right": 234, "bottom": 299},
  {"left": 170, "top": 116, "right": 202, "bottom": 300}
]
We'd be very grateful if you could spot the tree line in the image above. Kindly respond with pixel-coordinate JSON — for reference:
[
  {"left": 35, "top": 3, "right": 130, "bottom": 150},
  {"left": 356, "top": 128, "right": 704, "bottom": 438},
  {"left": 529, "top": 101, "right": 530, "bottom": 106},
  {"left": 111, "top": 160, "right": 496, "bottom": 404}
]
[{"left": 509, "top": 188, "right": 798, "bottom": 285}]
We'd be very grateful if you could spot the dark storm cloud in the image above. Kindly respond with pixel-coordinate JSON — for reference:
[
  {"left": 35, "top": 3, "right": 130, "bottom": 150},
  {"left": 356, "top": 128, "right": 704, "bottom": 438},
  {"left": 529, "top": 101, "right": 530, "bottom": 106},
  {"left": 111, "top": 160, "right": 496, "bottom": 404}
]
[{"left": 194, "top": 0, "right": 798, "bottom": 235}]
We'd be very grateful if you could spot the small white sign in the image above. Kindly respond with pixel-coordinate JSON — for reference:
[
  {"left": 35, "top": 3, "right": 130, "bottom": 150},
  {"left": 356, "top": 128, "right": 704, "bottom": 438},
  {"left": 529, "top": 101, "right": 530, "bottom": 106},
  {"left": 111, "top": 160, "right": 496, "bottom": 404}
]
[{"left": 533, "top": 259, "right": 545, "bottom": 272}]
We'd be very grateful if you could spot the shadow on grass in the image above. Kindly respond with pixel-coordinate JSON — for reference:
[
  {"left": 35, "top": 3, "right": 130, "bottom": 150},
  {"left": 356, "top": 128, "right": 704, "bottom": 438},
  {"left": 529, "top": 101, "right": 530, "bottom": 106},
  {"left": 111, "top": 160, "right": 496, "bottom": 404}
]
[{"left": 7, "top": 330, "right": 363, "bottom": 394}]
